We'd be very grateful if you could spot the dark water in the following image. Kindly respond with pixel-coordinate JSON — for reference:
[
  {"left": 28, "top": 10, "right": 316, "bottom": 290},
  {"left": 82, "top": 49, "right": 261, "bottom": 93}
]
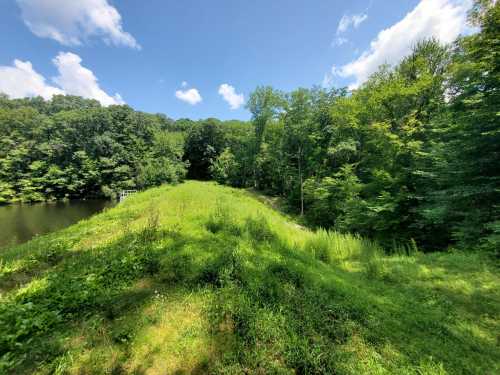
[{"left": 0, "top": 200, "right": 114, "bottom": 249}]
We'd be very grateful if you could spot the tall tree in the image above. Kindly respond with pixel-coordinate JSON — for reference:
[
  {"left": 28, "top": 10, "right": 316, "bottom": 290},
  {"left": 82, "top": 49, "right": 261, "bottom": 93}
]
[
  {"left": 429, "top": 0, "right": 500, "bottom": 250},
  {"left": 282, "top": 89, "right": 313, "bottom": 215},
  {"left": 246, "top": 86, "right": 284, "bottom": 188}
]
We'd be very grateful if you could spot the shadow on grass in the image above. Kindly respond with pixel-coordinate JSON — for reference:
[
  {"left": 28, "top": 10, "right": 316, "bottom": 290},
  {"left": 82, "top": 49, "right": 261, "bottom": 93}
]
[
  {"left": 0, "top": 217, "right": 250, "bottom": 373},
  {"left": 0, "top": 207, "right": 144, "bottom": 295},
  {"left": 1, "top": 212, "right": 499, "bottom": 374},
  {"left": 0, "top": 239, "right": 81, "bottom": 295},
  {"left": 192, "top": 218, "right": 500, "bottom": 373}
]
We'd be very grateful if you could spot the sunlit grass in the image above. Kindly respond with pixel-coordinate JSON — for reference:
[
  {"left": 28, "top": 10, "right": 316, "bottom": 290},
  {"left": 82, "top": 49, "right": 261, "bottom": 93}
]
[{"left": 1, "top": 181, "right": 498, "bottom": 374}]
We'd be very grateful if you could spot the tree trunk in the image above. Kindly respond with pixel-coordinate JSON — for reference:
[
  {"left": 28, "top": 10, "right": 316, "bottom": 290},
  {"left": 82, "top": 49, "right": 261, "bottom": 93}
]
[{"left": 299, "top": 148, "right": 304, "bottom": 216}]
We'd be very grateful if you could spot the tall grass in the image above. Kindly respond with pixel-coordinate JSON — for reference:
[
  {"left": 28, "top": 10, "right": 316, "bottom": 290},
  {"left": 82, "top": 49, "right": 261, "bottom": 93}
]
[{"left": 303, "top": 228, "right": 382, "bottom": 263}]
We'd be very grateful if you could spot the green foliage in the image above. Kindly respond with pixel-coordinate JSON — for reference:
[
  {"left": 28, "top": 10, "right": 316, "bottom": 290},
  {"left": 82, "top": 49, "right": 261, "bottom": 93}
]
[
  {"left": 304, "top": 228, "right": 382, "bottom": 264},
  {"left": 210, "top": 148, "right": 240, "bottom": 185},
  {"left": 243, "top": 214, "right": 275, "bottom": 243},
  {"left": 1, "top": 2, "right": 498, "bottom": 372},
  {"left": 422, "top": 0, "right": 500, "bottom": 248},
  {"left": 0, "top": 181, "right": 14, "bottom": 204},
  {"left": 137, "top": 131, "right": 187, "bottom": 188},
  {"left": 0, "top": 2, "right": 497, "bottom": 253},
  {"left": 0, "top": 182, "right": 498, "bottom": 374},
  {"left": 205, "top": 201, "right": 241, "bottom": 235},
  {"left": 246, "top": 86, "right": 285, "bottom": 188},
  {"left": 183, "top": 118, "right": 226, "bottom": 180},
  {"left": 4, "top": 3, "right": 497, "bottom": 251},
  {"left": 0, "top": 98, "right": 186, "bottom": 202},
  {"left": 212, "top": 5, "right": 499, "bottom": 251},
  {"left": 304, "top": 164, "right": 363, "bottom": 230}
]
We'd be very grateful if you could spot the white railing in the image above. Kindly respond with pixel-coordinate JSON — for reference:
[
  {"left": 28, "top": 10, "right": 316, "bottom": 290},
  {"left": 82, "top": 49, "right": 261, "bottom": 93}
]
[{"left": 119, "top": 190, "right": 137, "bottom": 202}]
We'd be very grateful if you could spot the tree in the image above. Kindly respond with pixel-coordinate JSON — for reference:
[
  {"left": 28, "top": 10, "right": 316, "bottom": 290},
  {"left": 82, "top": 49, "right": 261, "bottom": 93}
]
[
  {"left": 137, "top": 131, "right": 187, "bottom": 188},
  {"left": 0, "top": 95, "right": 186, "bottom": 202},
  {"left": 210, "top": 148, "right": 240, "bottom": 185},
  {"left": 427, "top": 0, "right": 500, "bottom": 250},
  {"left": 282, "top": 89, "right": 314, "bottom": 215},
  {"left": 246, "top": 86, "right": 284, "bottom": 188},
  {"left": 183, "top": 119, "right": 225, "bottom": 180}
]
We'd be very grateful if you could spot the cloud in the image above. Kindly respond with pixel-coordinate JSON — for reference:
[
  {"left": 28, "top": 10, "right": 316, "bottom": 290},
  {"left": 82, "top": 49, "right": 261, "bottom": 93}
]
[
  {"left": 218, "top": 84, "right": 244, "bottom": 110},
  {"left": 0, "top": 52, "right": 124, "bottom": 106},
  {"left": 332, "top": 12, "right": 367, "bottom": 48},
  {"left": 337, "top": 13, "right": 368, "bottom": 34},
  {"left": 16, "top": 0, "right": 140, "bottom": 49},
  {"left": 322, "top": 66, "right": 343, "bottom": 88},
  {"left": 332, "top": 36, "right": 348, "bottom": 47},
  {"left": 0, "top": 59, "right": 64, "bottom": 100},
  {"left": 330, "top": 0, "right": 472, "bottom": 89},
  {"left": 52, "top": 52, "right": 124, "bottom": 106},
  {"left": 175, "top": 87, "right": 202, "bottom": 105}
]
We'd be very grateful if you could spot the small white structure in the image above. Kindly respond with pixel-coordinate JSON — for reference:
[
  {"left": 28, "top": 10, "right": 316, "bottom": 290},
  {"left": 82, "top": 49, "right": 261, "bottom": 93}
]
[{"left": 119, "top": 190, "right": 137, "bottom": 202}]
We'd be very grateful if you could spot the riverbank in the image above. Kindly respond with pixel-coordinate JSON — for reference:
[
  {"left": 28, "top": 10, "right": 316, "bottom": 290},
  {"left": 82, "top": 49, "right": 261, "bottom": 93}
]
[{"left": 1, "top": 181, "right": 498, "bottom": 374}]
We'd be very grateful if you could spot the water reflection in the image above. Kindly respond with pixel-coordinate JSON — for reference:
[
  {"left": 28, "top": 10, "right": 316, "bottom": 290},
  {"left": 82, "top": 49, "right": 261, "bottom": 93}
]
[{"left": 0, "top": 200, "right": 114, "bottom": 249}]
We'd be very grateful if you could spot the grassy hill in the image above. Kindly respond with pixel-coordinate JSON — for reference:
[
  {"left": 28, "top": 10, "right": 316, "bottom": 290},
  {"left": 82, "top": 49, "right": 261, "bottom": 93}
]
[{"left": 1, "top": 181, "right": 498, "bottom": 374}]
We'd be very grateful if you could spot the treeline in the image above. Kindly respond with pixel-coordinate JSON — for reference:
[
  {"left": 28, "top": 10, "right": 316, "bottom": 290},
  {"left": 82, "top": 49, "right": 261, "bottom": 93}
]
[
  {"left": 1, "top": 0, "right": 498, "bottom": 252},
  {"left": 0, "top": 95, "right": 250, "bottom": 204},
  {"left": 0, "top": 95, "right": 188, "bottom": 202},
  {"left": 204, "top": 1, "right": 499, "bottom": 252}
]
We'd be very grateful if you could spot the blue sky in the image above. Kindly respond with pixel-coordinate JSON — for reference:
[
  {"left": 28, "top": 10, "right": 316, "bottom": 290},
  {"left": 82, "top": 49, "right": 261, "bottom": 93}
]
[{"left": 0, "top": 0, "right": 472, "bottom": 120}]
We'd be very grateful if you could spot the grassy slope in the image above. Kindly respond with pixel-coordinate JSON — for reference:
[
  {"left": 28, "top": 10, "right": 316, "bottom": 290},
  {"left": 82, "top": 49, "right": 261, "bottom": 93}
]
[{"left": 0, "top": 181, "right": 498, "bottom": 374}]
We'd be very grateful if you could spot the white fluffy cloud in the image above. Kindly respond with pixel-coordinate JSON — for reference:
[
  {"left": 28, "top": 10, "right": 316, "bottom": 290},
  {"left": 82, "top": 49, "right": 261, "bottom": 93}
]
[
  {"left": 337, "top": 13, "right": 368, "bottom": 34},
  {"left": 0, "top": 52, "right": 124, "bottom": 106},
  {"left": 16, "top": 0, "right": 140, "bottom": 49},
  {"left": 0, "top": 60, "right": 64, "bottom": 100},
  {"left": 52, "top": 52, "right": 124, "bottom": 106},
  {"left": 175, "top": 87, "right": 202, "bottom": 105},
  {"left": 329, "top": 0, "right": 472, "bottom": 89},
  {"left": 218, "top": 84, "right": 244, "bottom": 110}
]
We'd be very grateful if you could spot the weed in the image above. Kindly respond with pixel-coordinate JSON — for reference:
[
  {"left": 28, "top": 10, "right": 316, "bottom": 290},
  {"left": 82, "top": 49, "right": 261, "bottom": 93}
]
[
  {"left": 304, "top": 229, "right": 332, "bottom": 263},
  {"left": 244, "top": 214, "right": 275, "bottom": 243},
  {"left": 205, "top": 202, "right": 241, "bottom": 235}
]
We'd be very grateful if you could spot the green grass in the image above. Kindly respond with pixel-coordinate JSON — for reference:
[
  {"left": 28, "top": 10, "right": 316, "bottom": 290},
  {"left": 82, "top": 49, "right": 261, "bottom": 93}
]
[{"left": 0, "top": 181, "right": 498, "bottom": 374}]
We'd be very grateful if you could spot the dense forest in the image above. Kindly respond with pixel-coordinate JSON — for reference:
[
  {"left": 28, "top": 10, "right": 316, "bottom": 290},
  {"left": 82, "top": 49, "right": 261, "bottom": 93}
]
[{"left": 1, "top": 0, "right": 498, "bottom": 253}]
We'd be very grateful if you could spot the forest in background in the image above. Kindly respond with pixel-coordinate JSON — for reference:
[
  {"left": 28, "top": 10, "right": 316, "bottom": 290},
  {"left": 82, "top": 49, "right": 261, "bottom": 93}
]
[{"left": 1, "top": 0, "right": 498, "bottom": 252}]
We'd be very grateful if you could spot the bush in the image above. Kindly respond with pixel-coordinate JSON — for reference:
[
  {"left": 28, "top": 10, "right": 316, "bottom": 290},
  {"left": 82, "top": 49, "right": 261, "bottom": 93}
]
[{"left": 210, "top": 148, "right": 241, "bottom": 186}]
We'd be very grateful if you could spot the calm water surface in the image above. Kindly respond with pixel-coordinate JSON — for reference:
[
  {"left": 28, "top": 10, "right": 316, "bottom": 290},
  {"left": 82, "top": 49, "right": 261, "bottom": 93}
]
[{"left": 0, "top": 200, "right": 114, "bottom": 249}]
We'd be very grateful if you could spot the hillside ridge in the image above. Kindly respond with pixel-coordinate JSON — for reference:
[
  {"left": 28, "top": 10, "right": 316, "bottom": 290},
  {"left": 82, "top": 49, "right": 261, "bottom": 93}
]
[{"left": 1, "top": 181, "right": 499, "bottom": 374}]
